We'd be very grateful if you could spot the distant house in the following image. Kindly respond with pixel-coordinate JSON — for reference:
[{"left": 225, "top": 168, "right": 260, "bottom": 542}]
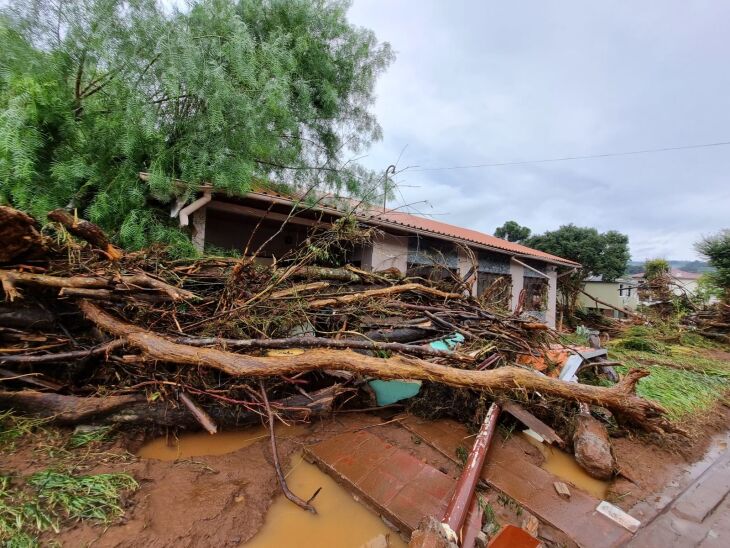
[
  {"left": 577, "top": 276, "right": 639, "bottom": 318},
  {"left": 145, "top": 174, "right": 580, "bottom": 328},
  {"left": 631, "top": 269, "right": 703, "bottom": 298}
]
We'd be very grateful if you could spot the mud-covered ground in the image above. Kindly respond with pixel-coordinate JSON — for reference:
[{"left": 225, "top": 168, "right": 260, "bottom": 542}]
[{"left": 2, "top": 405, "right": 728, "bottom": 548}]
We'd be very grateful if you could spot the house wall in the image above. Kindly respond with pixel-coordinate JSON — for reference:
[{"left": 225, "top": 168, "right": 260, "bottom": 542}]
[
  {"left": 546, "top": 266, "right": 557, "bottom": 328},
  {"left": 578, "top": 281, "right": 639, "bottom": 312},
  {"left": 509, "top": 259, "right": 525, "bottom": 314},
  {"left": 458, "top": 248, "right": 477, "bottom": 296},
  {"left": 361, "top": 232, "right": 408, "bottom": 273}
]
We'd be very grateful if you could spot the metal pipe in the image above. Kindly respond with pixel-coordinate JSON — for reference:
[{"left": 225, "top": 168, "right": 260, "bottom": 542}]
[
  {"left": 442, "top": 402, "right": 502, "bottom": 538},
  {"left": 178, "top": 191, "right": 211, "bottom": 227},
  {"left": 511, "top": 257, "right": 550, "bottom": 279}
]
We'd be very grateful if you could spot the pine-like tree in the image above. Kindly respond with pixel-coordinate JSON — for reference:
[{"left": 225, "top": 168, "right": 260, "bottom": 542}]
[{"left": 0, "top": 0, "right": 393, "bottom": 254}]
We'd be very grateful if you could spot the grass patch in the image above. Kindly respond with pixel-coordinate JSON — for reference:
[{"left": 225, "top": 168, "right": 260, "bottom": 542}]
[
  {"left": 29, "top": 471, "right": 137, "bottom": 523},
  {"left": 67, "top": 427, "right": 113, "bottom": 449},
  {"left": 608, "top": 342, "right": 730, "bottom": 421},
  {"left": 0, "top": 471, "right": 137, "bottom": 546},
  {"left": 0, "top": 412, "right": 49, "bottom": 452}
]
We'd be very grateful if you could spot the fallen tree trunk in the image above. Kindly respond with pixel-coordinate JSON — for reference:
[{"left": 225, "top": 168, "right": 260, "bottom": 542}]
[
  {"left": 0, "top": 386, "right": 341, "bottom": 427},
  {"left": 0, "top": 270, "right": 195, "bottom": 302},
  {"left": 173, "top": 335, "right": 473, "bottom": 362},
  {"left": 79, "top": 301, "right": 674, "bottom": 432},
  {"left": 306, "top": 283, "right": 461, "bottom": 309},
  {"left": 0, "top": 390, "right": 144, "bottom": 424},
  {"left": 0, "top": 340, "right": 125, "bottom": 366}
]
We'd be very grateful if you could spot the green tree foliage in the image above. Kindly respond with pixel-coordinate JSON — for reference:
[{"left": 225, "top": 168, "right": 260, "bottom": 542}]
[
  {"left": 494, "top": 220, "right": 531, "bottom": 243},
  {"left": 0, "top": 0, "right": 393, "bottom": 254},
  {"left": 696, "top": 229, "right": 730, "bottom": 297},
  {"left": 525, "top": 224, "right": 630, "bottom": 313},
  {"left": 644, "top": 258, "right": 670, "bottom": 280}
]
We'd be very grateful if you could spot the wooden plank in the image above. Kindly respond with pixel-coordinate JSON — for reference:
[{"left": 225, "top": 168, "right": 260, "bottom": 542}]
[{"left": 502, "top": 400, "right": 565, "bottom": 447}]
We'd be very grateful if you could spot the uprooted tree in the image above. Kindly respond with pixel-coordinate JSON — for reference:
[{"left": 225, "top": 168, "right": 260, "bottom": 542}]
[{"left": 0, "top": 0, "right": 394, "bottom": 254}]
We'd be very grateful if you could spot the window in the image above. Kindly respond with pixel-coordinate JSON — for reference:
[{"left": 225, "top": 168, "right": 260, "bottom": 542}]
[
  {"left": 523, "top": 277, "right": 548, "bottom": 311},
  {"left": 477, "top": 273, "right": 512, "bottom": 309}
]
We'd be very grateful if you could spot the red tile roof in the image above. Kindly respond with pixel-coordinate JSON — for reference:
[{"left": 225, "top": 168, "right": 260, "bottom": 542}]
[
  {"left": 363, "top": 209, "right": 580, "bottom": 267},
  {"left": 146, "top": 172, "right": 579, "bottom": 268}
]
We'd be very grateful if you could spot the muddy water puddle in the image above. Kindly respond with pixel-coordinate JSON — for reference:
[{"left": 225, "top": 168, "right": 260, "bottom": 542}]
[
  {"left": 138, "top": 427, "right": 407, "bottom": 547},
  {"left": 137, "top": 425, "right": 308, "bottom": 461},
  {"left": 245, "top": 453, "right": 407, "bottom": 548},
  {"left": 521, "top": 433, "right": 609, "bottom": 499}
]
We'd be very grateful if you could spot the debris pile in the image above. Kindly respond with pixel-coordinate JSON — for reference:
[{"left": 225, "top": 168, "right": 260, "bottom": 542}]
[{"left": 0, "top": 206, "right": 673, "bottom": 438}]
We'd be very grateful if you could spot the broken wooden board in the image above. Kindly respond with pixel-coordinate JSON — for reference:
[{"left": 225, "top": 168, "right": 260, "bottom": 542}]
[
  {"left": 398, "top": 414, "right": 633, "bottom": 548},
  {"left": 501, "top": 400, "right": 565, "bottom": 447}
]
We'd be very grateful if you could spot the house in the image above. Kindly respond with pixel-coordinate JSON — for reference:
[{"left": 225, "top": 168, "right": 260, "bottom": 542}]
[
  {"left": 631, "top": 269, "right": 703, "bottom": 298},
  {"left": 147, "top": 175, "right": 580, "bottom": 328},
  {"left": 577, "top": 276, "right": 639, "bottom": 318}
]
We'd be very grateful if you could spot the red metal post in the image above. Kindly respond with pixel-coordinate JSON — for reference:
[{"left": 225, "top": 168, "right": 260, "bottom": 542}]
[{"left": 441, "top": 402, "right": 501, "bottom": 537}]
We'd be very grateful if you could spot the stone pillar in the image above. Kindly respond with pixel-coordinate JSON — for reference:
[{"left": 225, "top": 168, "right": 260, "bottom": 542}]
[
  {"left": 457, "top": 248, "right": 477, "bottom": 296},
  {"left": 509, "top": 258, "right": 524, "bottom": 313},
  {"left": 546, "top": 265, "right": 558, "bottom": 328},
  {"left": 361, "top": 232, "right": 408, "bottom": 273},
  {"left": 191, "top": 207, "right": 207, "bottom": 252}
]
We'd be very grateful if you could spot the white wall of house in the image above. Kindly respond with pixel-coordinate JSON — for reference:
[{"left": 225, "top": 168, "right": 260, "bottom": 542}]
[
  {"left": 546, "top": 265, "right": 557, "bottom": 328},
  {"left": 578, "top": 280, "right": 639, "bottom": 316},
  {"left": 458, "top": 248, "right": 478, "bottom": 296},
  {"left": 509, "top": 259, "right": 525, "bottom": 314},
  {"left": 362, "top": 232, "right": 409, "bottom": 273}
]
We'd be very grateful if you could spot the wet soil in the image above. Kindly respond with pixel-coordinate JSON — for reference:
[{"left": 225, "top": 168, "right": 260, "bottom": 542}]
[{"left": 3, "top": 406, "right": 728, "bottom": 547}]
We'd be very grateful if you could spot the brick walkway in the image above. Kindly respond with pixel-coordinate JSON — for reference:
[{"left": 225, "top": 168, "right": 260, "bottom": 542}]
[
  {"left": 629, "top": 450, "right": 730, "bottom": 547},
  {"left": 303, "top": 429, "right": 454, "bottom": 535}
]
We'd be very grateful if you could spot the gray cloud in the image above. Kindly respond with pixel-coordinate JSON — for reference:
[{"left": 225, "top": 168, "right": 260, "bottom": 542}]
[{"left": 348, "top": 0, "right": 730, "bottom": 260}]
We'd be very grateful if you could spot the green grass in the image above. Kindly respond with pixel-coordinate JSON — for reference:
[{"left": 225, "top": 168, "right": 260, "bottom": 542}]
[
  {"left": 67, "top": 427, "right": 113, "bottom": 449},
  {"left": 608, "top": 341, "right": 730, "bottom": 422},
  {"left": 0, "top": 412, "right": 49, "bottom": 451},
  {"left": 29, "top": 471, "right": 137, "bottom": 523},
  {"left": 0, "top": 471, "right": 137, "bottom": 546}
]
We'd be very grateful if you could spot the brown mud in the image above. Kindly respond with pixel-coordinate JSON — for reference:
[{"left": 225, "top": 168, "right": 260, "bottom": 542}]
[{"left": 1, "top": 407, "right": 726, "bottom": 547}]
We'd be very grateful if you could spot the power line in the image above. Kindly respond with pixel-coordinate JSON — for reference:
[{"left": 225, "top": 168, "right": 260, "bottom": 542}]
[{"left": 409, "top": 139, "right": 730, "bottom": 172}]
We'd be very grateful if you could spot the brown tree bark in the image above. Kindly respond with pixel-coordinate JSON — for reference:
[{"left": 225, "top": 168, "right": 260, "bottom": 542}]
[
  {"left": 79, "top": 301, "right": 673, "bottom": 433},
  {"left": 48, "top": 209, "right": 123, "bottom": 261},
  {"left": 0, "top": 206, "right": 44, "bottom": 263},
  {"left": 306, "top": 283, "right": 462, "bottom": 309}
]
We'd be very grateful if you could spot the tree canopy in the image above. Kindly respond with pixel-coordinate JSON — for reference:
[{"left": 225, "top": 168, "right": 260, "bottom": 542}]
[
  {"left": 696, "top": 229, "right": 730, "bottom": 295},
  {"left": 0, "top": 0, "right": 393, "bottom": 254},
  {"left": 494, "top": 220, "right": 531, "bottom": 243},
  {"left": 643, "top": 258, "right": 670, "bottom": 280},
  {"left": 525, "top": 224, "right": 630, "bottom": 282}
]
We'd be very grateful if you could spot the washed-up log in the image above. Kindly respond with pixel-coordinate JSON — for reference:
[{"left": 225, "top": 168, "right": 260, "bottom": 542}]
[
  {"left": 290, "top": 266, "right": 361, "bottom": 283},
  {"left": 0, "top": 303, "right": 55, "bottom": 330},
  {"left": 270, "top": 281, "right": 330, "bottom": 299},
  {"left": 0, "top": 390, "right": 144, "bottom": 424},
  {"left": 0, "top": 270, "right": 195, "bottom": 302},
  {"left": 173, "top": 335, "right": 473, "bottom": 363},
  {"left": 0, "top": 340, "right": 124, "bottom": 366},
  {"left": 306, "top": 283, "right": 461, "bottom": 309},
  {"left": 0, "top": 387, "right": 338, "bottom": 427},
  {"left": 0, "top": 206, "right": 44, "bottom": 263},
  {"left": 48, "top": 209, "right": 123, "bottom": 261},
  {"left": 79, "top": 301, "right": 674, "bottom": 432}
]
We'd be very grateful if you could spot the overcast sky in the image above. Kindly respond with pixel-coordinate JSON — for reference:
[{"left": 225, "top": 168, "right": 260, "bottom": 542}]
[{"left": 347, "top": 1, "right": 730, "bottom": 260}]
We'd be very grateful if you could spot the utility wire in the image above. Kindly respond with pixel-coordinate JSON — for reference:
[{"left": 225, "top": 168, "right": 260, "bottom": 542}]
[{"left": 409, "top": 139, "right": 730, "bottom": 172}]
